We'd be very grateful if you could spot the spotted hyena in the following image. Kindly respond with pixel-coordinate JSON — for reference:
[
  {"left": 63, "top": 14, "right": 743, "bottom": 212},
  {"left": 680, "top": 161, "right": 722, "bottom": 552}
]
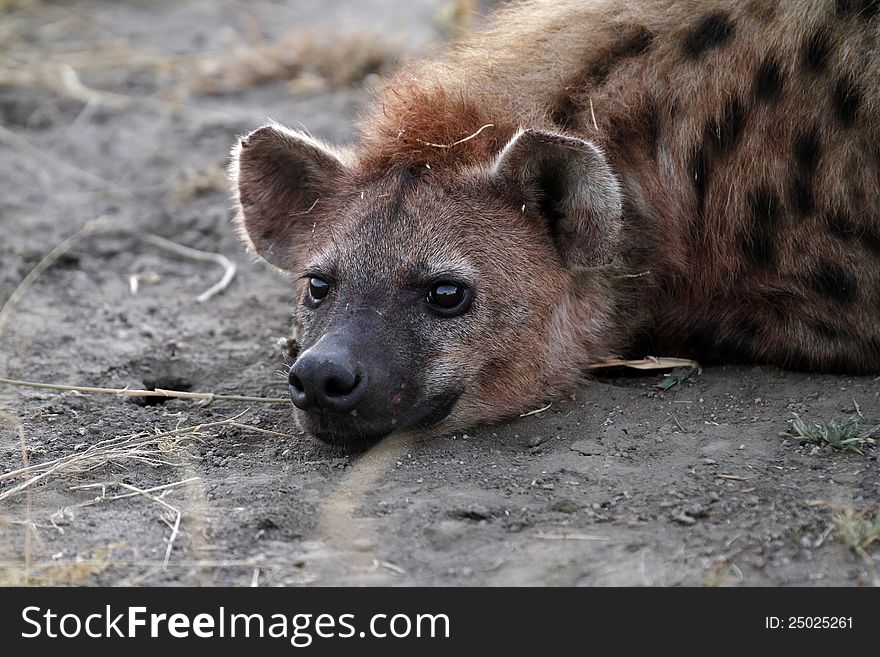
[{"left": 231, "top": 0, "right": 880, "bottom": 446}]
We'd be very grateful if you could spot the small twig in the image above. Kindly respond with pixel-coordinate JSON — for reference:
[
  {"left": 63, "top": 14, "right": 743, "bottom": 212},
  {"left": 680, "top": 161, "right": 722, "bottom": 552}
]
[
  {"left": 671, "top": 414, "right": 687, "bottom": 433},
  {"left": 414, "top": 123, "right": 494, "bottom": 149},
  {"left": 370, "top": 559, "right": 406, "bottom": 575},
  {"left": 1, "top": 412, "right": 32, "bottom": 582},
  {"left": 813, "top": 524, "right": 834, "bottom": 548},
  {"left": 144, "top": 234, "right": 237, "bottom": 302},
  {"left": 59, "top": 64, "right": 130, "bottom": 109},
  {"left": 20, "top": 421, "right": 32, "bottom": 581},
  {"left": 116, "top": 482, "right": 181, "bottom": 568},
  {"left": 128, "top": 271, "right": 159, "bottom": 295},
  {"left": 519, "top": 401, "right": 552, "bottom": 418},
  {"left": 70, "top": 477, "right": 201, "bottom": 501},
  {"left": 852, "top": 397, "right": 864, "bottom": 420},
  {"left": 0, "top": 219, "right": 108, "bottom": 339},
  {"left": 534, "top": 532, "right": 610, "bottom": 541},
  {"left": 163, "top": 511, "right": 182, "bottom": 568},
  {"left": 589, "top": 97, "right": 598, "bottom": 132},
  {"left": 0, "top": 377, "right": 289, "bottom": 405}
]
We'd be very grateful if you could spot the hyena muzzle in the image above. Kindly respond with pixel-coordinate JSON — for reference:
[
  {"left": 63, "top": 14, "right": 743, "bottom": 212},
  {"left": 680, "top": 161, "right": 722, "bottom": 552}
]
[{"left": 231, "top": 0, "right": 880, "bottom": 447}]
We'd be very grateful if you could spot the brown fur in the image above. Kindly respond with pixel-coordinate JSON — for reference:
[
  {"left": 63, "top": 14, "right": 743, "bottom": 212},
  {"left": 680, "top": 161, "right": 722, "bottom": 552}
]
[
  {"left": 357, "top": 0, "right": 880, "bottom": 368},
  {"left": 233, "top": 0, "right": 880, "bottom": 441}
]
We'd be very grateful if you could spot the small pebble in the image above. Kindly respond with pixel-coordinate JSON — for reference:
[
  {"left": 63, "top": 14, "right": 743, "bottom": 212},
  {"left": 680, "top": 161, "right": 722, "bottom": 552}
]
[
  {"left": 551, "top": 499, "right": 580, "bottom": 514},
  {"left": 453, "top": 504, "right": 492, "bottom": 521},
  {"left": 672, "top": 512, "right": 697, "bottom": 526},
  {"left": 526, "top": 435, "right": 545, "bottom": 448}
]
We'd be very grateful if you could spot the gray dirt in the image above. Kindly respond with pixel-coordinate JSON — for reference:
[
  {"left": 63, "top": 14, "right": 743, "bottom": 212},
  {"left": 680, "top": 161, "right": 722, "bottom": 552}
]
[{"left": 0, "top": 0, "right": 877, "bottom": 587}]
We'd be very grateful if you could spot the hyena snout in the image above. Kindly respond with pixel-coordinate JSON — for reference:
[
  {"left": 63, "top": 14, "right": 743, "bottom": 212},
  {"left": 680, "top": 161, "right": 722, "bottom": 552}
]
[{"left": 288, "top": 345, "right": 368, "bottom": 414}]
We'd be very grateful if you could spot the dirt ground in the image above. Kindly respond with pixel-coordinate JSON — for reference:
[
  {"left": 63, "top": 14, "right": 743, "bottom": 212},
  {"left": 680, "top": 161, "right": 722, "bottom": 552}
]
[{"left": 0, "top": 0, "right": 877, "bottom": 587}]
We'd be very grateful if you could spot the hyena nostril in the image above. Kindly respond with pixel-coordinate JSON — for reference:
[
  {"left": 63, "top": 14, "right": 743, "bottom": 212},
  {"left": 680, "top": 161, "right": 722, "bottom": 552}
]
[
  {"left": 325, "top": 373, "right": 359, "bottom": 397},
  {"left": 288, "top": 364, "right": 313, "bottom": 412},
  {"left": 288, "top": 371, "right": 305, "bottom": 393},
  {"left": 318, "top": 370, "right": 367, "bottom": 414}
]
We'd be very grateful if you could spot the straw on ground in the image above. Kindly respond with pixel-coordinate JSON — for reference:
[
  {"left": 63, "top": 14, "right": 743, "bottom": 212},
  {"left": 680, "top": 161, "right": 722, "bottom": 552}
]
[
  {"left": 144, "top": 234, "right": 237, "bottom": 303},
  {"left": 0, "top": 377, "right": 289, "bottom": 405},
  {"left": 0, "top": 413, "right": 298, "bottom": 503}
]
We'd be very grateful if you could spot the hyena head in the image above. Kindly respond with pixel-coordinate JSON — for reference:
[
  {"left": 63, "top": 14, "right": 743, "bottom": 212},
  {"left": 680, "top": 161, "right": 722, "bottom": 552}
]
[{"left": 231, "top": 123, "right": 623, "bottom": 447}]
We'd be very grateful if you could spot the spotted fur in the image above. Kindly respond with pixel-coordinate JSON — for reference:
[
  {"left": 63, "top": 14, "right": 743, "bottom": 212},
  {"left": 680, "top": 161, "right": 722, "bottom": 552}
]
[{"left": 232, "top": 0, "right": 880, "bottom": 440}]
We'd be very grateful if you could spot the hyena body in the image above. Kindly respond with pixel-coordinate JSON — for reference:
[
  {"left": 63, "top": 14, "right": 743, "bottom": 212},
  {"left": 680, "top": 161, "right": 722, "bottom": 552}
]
[{"left": 233, "top": 0, "right": 880, "bottom": 446}]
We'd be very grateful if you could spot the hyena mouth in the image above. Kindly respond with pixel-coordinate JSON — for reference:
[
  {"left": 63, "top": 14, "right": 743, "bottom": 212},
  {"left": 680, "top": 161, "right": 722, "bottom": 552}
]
[
  {"left": 309, "top": 423, "right": 393, "bottom": 448},
  {"left": 413, "top": 390, "right": 461, "bottom": 429},
  {"left": 301, "top": 390, "right": 462, "bottom": 446}
]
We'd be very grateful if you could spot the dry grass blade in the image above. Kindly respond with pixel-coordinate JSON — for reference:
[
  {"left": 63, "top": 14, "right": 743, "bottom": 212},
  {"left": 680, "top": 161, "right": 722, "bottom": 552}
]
[
  {"left": 59, "top": 64, "right": 130, "bottom": 109},
  {"left": 0, "top": 377, "right": 289, "bottom": 405},
  {"left": 69, "top": 479, "right": 201, "bottom": 569},
  {"left": 70, "top": 477, "right": 201, "bottom": 501},
  {"left": 519, "top": 401, "right": 552, "bottom": 417},
  {"left": 1, "top": 558, "right": 265, "bottom": 570},
  {"left": 0, "top": 415, "right": 252, "bottom": 501},
  {"left": 414, "top": 123, "right": 495, "bottom": 149},
  {"left": 0, "top": 218, "right": 108, "bottom": 338},
  {"left": 0, "top": 411, "right": 32, "bottom": 582},
  {"left": 114, "top": 482, "right": 182, "bottom": 568},
  {"left": 534, "top": 532, "right": 610, "bottom": 541},
  {"left": 584, "top": 357, "right": 700, "bottom": 371},
  {"left": 144, "top": 234, "right": 237, "bottom": 303},
  {"left": 718, "top": 474, "right": 749, "bottom": 481},
  {"left": 370, "top": 559, "right": 406, "bottom": 575}
]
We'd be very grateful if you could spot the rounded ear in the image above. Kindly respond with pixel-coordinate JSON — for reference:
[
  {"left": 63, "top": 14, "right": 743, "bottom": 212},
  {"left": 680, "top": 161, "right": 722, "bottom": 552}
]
[
  {"left": 230, "top": 122, "right": 347, "bottom": 270},
  {"left": 490, "top": 128, "right": 623, "bottom": 271}
]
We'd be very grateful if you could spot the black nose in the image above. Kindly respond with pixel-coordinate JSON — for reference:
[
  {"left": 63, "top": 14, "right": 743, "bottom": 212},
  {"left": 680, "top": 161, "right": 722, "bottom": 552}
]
[{"left": 288, "top": 347, "right": 367, "bottom": 413}]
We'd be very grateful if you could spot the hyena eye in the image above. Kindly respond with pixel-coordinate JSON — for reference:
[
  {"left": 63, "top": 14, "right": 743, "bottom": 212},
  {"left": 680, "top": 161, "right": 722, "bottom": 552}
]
[
  {"left": 426, "top": 282, "right": 471, "bottom": 316},
  {"left": 308, "top": 277, "right": 330, "bottom": 301}
]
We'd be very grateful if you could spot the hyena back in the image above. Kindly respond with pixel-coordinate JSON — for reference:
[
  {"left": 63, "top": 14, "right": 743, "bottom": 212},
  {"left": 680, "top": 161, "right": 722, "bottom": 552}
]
[{"left": 232, "top": 0, "right": 880, "bottom": 446}]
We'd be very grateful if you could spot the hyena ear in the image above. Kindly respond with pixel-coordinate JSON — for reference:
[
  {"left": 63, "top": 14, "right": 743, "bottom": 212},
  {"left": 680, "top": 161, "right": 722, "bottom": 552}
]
[
  {"left": 490, "top": 128, "right": 623, "bottom": 270},
  {"left": 231, "top": 123, "right": 347, "bottom": 270}
]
